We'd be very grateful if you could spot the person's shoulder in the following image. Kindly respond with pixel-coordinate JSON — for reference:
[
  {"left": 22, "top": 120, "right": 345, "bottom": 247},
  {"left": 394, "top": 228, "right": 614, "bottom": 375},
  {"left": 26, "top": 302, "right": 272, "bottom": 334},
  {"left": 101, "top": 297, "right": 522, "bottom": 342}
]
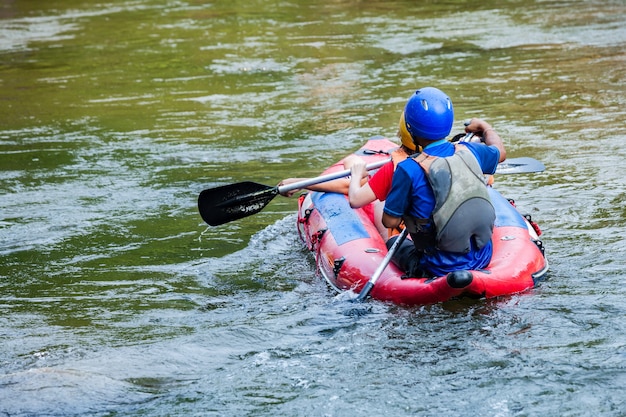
[
  {"left": 460, "top": 141, "right": 498, "bottom": 156},
  {"left": 462, "top": 141, "right": 499, "bottom": 150},
  {"left": 397, "top": 156, "right": 414, "bottom": 167},
  {"left": 458, "top": 142, "right": 499, "bottom": 172},
  {"left": 427, "top": 140, "right": 455, "bottom": 157},
  {"left": 396, "top": 156, "right": 427, "bottom": 179},
  {"left": 458, "top": 141, "right": 483, "bottom": 151},
  {"left": 397, "top": 155, "right": 422, "bottom": 169}
]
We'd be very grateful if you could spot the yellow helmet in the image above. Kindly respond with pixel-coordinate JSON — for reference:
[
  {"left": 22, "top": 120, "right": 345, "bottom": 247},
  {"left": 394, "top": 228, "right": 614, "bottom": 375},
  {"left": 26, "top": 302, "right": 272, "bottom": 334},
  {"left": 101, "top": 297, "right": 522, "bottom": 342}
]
[{"left": 398, "top": 111, "right": 416, "bottom": 151}]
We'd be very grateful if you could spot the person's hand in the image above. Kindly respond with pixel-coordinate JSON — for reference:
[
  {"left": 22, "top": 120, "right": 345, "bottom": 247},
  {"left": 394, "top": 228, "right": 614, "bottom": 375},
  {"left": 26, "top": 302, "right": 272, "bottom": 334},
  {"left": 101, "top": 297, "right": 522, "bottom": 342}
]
[
  {"left": 464, "top": 118, "right": 506, "bottom": 162},
  {"left": 464, "top": 118, "right": 493, "bottom": 137},
  {"left": 277, "top": 178, "right": 302, "bottom": 197},
  {"left": 349, "top": 159, "right": 368, "bottom": 180},
  {"left": 342, "top": 154, "right": 365, "bottom": 170}
]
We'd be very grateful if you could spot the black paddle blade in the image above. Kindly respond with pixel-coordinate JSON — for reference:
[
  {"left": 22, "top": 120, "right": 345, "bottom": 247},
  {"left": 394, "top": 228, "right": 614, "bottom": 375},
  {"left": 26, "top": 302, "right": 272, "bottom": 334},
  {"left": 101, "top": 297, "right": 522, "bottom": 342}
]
[{"left": 198, "top": 181, "right": 279, "bottom": 226}]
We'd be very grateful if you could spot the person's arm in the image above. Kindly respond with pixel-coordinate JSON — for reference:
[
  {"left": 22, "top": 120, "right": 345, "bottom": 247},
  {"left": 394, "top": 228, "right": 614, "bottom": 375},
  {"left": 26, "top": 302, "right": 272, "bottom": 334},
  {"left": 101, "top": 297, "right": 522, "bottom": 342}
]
[
  {"left": 278, "top": 177, "right": 350, "bottom": 196},
  {"left": 464, "top": 118, "right": 507, "bottom": 162},
  {"left": 382, "top": 212, "right": 402, "bottom": 229},
  {"left": 381, "top": 165, "right": 411, "bottom": 229},
  {"left": 347, "top": 159, "right": 377, "bottom": 208},
  {"left": 278, "top": 155, "right": 368, "bottom": 197}
]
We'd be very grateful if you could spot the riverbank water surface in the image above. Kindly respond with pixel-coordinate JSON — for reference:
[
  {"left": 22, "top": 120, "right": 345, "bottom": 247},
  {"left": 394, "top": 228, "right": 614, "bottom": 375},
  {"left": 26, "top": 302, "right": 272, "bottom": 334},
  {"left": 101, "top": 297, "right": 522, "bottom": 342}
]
[{"left": 1, "top": 1, "right": 625, "bottom": 415}]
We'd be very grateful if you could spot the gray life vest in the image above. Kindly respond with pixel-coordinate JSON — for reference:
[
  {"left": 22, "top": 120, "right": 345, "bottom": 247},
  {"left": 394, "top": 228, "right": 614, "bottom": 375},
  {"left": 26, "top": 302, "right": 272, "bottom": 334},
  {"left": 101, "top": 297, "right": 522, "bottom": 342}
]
[{"left": 403, "top": 146, "right": 495, "bottom": 254}]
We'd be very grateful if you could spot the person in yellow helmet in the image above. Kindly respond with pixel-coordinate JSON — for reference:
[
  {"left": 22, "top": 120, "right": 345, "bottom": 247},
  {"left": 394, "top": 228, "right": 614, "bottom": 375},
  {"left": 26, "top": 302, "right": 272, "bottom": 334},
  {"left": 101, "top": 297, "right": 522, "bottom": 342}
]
[
  {"left": 278, "top": 111, "right": 417, "bottom": 237},
  {"left": 344, "top": 111, "right": 419, "bottom": 209},
  {"left": 279, "top": 111, "right": 417, "bottom": 199}
]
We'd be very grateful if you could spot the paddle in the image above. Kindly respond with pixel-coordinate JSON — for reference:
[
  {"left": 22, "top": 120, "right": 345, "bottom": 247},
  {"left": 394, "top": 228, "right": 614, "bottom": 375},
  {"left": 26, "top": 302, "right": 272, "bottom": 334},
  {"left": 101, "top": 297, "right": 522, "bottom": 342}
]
[
  {"left": 354, "top": 227, "right": 409, "bottom": 302},
  {"left": 454, "top": 130, "right": 546, "bottom": 175},
  {"left": 495, "top": 157, "right": 545, "bottom": 174},
  {"left": 198, "top": 154, "right": 545, "bottom": 226},
  {"left": 198, "top": 158, "right": 391, "bottom": 226}
]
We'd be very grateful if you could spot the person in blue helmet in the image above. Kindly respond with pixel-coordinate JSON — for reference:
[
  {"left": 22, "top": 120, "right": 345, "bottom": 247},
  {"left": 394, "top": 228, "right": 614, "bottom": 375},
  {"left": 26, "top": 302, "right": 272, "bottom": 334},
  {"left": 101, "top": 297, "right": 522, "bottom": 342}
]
[{"left": 382, "top": 87, "right": 507, "bottom": 278}]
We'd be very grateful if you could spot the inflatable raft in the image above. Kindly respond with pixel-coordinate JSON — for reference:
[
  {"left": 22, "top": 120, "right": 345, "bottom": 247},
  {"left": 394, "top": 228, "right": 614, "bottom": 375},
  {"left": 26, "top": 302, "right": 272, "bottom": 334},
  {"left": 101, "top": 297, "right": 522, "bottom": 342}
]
[{"left": 295, "top": 137, "right": 548, "bottom": 305}]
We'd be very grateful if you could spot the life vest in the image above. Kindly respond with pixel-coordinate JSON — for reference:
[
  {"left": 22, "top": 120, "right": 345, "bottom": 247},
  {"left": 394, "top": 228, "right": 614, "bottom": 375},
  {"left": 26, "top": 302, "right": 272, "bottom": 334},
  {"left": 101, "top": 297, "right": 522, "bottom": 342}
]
[{"left": 403, "top": 146, "right": 495, "bottom": 254}]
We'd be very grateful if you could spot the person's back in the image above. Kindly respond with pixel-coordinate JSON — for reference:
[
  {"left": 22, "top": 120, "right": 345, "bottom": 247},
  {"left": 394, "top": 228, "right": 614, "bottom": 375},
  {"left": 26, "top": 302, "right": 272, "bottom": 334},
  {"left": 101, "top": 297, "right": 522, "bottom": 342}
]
[
  {"left": 382, "top": 87, "right": 506, "bottom": 277},
  {"left": 388, "top": 141, "right": 497, "bottom": 276}
]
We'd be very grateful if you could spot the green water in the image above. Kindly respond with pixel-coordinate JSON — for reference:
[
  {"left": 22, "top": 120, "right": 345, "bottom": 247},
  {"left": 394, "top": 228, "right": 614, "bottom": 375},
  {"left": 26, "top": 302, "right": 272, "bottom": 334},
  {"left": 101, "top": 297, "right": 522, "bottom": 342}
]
[{"left": 1, "top": 0, "right": 625, "bottom": 415}]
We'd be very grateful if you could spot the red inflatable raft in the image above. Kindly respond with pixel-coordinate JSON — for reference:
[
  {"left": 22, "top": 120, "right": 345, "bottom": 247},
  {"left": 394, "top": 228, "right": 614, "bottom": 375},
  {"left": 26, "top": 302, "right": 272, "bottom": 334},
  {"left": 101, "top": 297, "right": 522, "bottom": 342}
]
[{"left": 295, "top": 137, "right": 548, "bottom": 305}]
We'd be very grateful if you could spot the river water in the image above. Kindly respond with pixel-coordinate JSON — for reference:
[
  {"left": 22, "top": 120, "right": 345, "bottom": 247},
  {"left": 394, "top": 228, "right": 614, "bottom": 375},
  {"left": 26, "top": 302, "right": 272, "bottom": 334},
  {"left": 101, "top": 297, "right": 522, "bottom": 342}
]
[{"left": 1, "top": 0, "right": 625, "bottom": 416}]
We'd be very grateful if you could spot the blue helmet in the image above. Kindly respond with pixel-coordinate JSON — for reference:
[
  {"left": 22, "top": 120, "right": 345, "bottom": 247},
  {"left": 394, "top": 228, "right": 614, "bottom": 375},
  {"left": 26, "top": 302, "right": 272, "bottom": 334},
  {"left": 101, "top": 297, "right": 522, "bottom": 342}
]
[{"left": 404, "top": 87, "right": 454, "bottom": 141}]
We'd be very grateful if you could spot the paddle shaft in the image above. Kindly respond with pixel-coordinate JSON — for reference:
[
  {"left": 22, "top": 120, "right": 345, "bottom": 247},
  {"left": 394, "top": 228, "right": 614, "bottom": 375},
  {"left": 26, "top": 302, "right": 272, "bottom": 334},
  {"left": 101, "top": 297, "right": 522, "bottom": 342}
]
[
  {"left": 276, "top": 155, "right": 543, "bottom": 197},
  {"left": 198, "top": 149, "right": 544, "bottom": 226},
  {"left": 355, "top": 227, "right": 409, "bottom": 302},
  {"left": 214, "top": 157, "right": 390, "bottom": 211},
  {"left": 277, "top": 158, "right": 391, "bottom": 195}
]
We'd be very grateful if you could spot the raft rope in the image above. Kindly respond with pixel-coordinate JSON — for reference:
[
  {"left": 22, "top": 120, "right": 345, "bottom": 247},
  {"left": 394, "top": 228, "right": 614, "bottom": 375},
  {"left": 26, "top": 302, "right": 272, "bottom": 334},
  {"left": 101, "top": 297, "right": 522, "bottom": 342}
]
[{"left": 360, "top": 149, "right": 392, "bottom": 156}]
